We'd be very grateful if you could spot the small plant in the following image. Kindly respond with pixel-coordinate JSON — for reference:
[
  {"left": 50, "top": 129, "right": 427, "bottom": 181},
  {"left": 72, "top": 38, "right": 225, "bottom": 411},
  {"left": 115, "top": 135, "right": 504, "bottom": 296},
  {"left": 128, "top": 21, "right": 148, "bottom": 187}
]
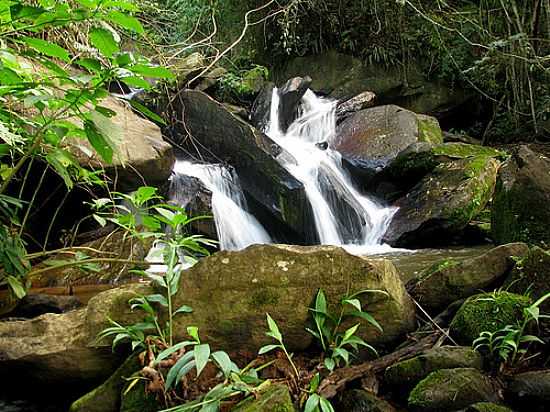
[
  {"left": 303, "top": 373, "right": 334, "bottom": 412},
  {"left": 473, "top": 292, "right": 550, "bottom": 368},
  {"left": 259, "top": 313, "right": 300, "bottom": 379},
  {"left": 307, "top": 289, "right": 386, "bottom": 371}
]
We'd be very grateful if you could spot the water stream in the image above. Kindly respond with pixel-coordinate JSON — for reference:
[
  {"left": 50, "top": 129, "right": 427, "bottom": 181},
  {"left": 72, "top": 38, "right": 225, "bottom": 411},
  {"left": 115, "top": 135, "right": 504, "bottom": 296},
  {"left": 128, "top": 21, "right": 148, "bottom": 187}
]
[{"left": 170, "top": 88, "right": 397, "bottom": 253}]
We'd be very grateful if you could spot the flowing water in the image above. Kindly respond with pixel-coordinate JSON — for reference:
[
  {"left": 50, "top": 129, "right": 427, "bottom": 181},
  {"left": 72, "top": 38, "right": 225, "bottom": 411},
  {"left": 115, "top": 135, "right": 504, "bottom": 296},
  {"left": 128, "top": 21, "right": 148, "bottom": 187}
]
[
  {"left": 171, "top": 161, "right": 271, "bottom": 251},
  {"left": 265, "top": 89, "right": 397, "bottom": 254}
]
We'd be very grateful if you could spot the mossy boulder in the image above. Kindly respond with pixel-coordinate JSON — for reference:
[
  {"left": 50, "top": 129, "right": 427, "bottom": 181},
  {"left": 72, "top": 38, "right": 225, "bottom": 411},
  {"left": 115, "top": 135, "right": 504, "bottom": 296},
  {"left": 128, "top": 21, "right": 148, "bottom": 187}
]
[
  {"left": 70, "top": 354, "right": 141, "bottom": 412},
  {"left": 384, "top": 346, "right": 483, "bottom": 390},
  {"left": 383, "top": 155, "right": 500, "bottom": 247},
  {"left": 120, "top": 380, "right": 161, "bottom": 412},
  {"left": 408, "top": 243, "right": 529, "bottom": 312},
  {"left": 333, "top": 105, "right": 443, "bottom": 179},
  {"left": 463, "top": 402, "right": 514, "bottom": 412},
  {"left": 408, "top": 368, "right": 500, "bottom": 411},
  {"left": 338, "top": 389, "right": 397, "bottom": 412},
  {"left": 231, "top": 383, "right": 295, "bottom": 412},
  {"left": 504, "top": 246, "right": 550, "bottom": 312},
  {"left": 449, "top": 292, "right": 531, "bottom": 345},
  {"left": 492, "top": 145, "right": 550, "bottom": 246},
  {"left": 171, "top": 244, "right": 416, "bottom": 351}
]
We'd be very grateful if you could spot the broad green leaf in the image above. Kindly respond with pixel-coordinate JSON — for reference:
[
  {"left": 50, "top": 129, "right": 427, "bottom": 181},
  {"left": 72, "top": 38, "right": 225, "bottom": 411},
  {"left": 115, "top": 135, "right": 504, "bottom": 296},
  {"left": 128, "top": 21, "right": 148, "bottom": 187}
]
[
  {"left": 343, "top": 298, "right": 361, "bottom": 311},
  {"left": 145, "top": 294, "right": 168, "bottom": 307},
  {"left": 6, "top": 275, "right": 26, "bottom": 299},
  {"left": 342, "top": 324, "right": 360, "bottom": 342},
  {"left": 194, "top": 344, "right": 210, "bottom": 377},
  {"left": 22, "top": 37, "right": 70, "bottom": 62},
  {"left": 84, "top": 119, "right": 113, "bottom": 163},
  {"left": 258, "top": 344, "right": 279, "bottom": 355},
  {"left": 129, "top": 64, "right": 174, "bottom": 79},
  {"left": 319, "top": 397, "right": 334, "bottom": 412},
  {"left": 348, "top": 310, "right": 383, "bottom": 333},
  {"left": 89, "top": 27, "right": 119, "bottom": 58},
  {"left": 304, "top": 394, "right": 320, "bottom": 412},
  {"left": 173, "top": 305, "right": 193, "bottom": 315},
  {"left": 121, "top": 76, "right": 151, "bottom": 90},
  {"left": 266, "top": 313, "right": 282, "bottom": 342},
  {"left": 309, "top": 373, "right": 320, "bottom": 391},
  {"left": 154, "top": 340, "right": 196, "bottom": 364},
  {"left": 165, "top": 351, "right": 194, "bottom": 389},
  {"left": 324, "top": 357, "right": 335, "bottom": 371},
  {"left": 108, "top": 11, "right": 143, "bottom": 33},
  {"left": 211, "top": 351, "right": 233, "bottom": 377},
  {"left": 187, "top": 326, "right": 200, "bottom": 342}
]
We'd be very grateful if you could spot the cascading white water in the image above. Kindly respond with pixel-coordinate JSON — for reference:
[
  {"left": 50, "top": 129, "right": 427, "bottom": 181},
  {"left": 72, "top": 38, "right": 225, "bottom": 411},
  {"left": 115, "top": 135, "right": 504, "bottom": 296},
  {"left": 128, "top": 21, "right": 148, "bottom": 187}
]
[
  {"left": 171, "top": 161, "right": 271, "bottom": 250},
  {"left": 266, "top": 88, "right": 397, "bottom": 253}
]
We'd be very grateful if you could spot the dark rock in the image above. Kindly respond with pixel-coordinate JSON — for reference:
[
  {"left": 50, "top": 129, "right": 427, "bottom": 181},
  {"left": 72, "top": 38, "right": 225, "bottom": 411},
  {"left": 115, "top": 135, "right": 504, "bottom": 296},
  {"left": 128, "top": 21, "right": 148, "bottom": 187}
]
[
  {"left": 232, "top": 383, "right": 295, "bottom": 411},
  {"left": 277, "top": 76, "right": 312, "bottom": 132},
  {"left": 408, "top": 243, "right": 529, "bottom": 312},
  {"left": 507, "top": 370, "right": 550, "bottom": 407},
  {"left": 383, "top": 155, "right": 499, "bottom": 248},
  {"left": 250, "top": 82, "right": 275, "bottom": 131},
  {"left": 274, "top": 50, "right": 473, "bottom": 118},
  {"left": 504, "top": 246, "right": 550, "bottom": 312},
  {"left": 408, "top": 368, "right": 500, "bottom": 411},
  {"left": 336, "top": 91, "right": 376, "bottom": 123},
  {"left": 169, "top": 173, "right": 216, "bottom": 239},
  {"left": 492, "top": 145, "right": 550, "bottom": 247},
  {"left": 10, "top": 294, "right": 82, "bottom": 318},
  {"left": 333, "top": 105, "right": 443, "bottom": 180},
  {"left": 338, "top": 389, "right": 396, "bottom": 412},
  {"left": 384, "top": 346, "right": 483, "bottom": 390},
  {"left": 449, "top": 292, "right": 531, "bottom": 345},
  {"left": 176, "top": 90, "right": 314, "bottom": 242}
]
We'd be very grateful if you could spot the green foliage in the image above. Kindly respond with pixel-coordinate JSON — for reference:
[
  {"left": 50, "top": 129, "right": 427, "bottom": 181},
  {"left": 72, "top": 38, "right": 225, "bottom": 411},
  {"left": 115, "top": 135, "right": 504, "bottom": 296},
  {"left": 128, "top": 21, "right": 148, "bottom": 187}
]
[
  {"left": 259, "top": 313, "right": 300, "bottom": 379},
  {"left": 307, "top": 289, "right": 384, "bottom": 371},
  {"left": 473, "top": 292, "right": 550, "bottom": 369},
  {"left": 217, "top": 65, "right": 268, "bottom": 102}
]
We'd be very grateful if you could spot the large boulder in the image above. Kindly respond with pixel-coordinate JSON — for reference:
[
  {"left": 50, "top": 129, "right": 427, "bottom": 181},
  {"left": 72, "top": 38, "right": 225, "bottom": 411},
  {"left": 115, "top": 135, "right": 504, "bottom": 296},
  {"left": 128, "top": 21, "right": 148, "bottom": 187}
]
[
  {"left": 384, "top": 346, "right": 483, "bottom": 391},
  {"left": 338, "top": 389, "right": 397, "bottom": 412},
  {"left": 408, "top": 243, "right": 529, "bottom": 312},
  {"left": 408, "top": 368, "right": 500, "bottom": 411},
  {"left": 172, "top": 244, "right": 416, "bottom": 350},
  {"left": 506, "top": 370, "right": 550, "bottom": 408},
  {"left": 504, "top": 246, "right": 550, "bottom": 312},
  {"left": 175, "top": 90, "right": 315, "bottom": 242},
  {"left": 277, "top": 76, "right": 312, "bottom": 132},
  {"left": 449, "top": 292, "right": 531, "bottom": 345},
  {"left": 232, "top": 383, "right": 295, "bottom": 412},
  {"left": 273, "top": 50, "right": 473, "bottom": 117},
  {"left": 383, "top": 155, "right": 500, "bottom": 247},
  {"left": 67, "top": 96, "right": 175, "bottom": 192},
  {"left": 333, "top": 105, "right": 443, "bottom": 178},
  {"left": 492, "top": 145, "right": 550, "bottom": 247}
]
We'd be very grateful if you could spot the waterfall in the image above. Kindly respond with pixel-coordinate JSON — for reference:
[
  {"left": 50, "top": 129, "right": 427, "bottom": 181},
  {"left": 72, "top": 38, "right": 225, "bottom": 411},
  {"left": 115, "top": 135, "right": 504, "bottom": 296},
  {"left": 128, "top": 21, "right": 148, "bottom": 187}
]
[
  {"left": 266, "top": 88, "right": 397, "bottom": 253},
  {"left": 171, "top": 161, "right": 271, "bottom": 250}
]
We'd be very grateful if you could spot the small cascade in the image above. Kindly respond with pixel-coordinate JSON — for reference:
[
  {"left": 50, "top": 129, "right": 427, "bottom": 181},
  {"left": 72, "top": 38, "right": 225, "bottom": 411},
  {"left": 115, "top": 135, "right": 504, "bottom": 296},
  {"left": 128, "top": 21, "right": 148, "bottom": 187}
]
[
  {"left": 171, "top": 161, "right": 271, "bottom": 251},
  {"left": 266, "top": 88, "right": 397, "bottom": 252}
]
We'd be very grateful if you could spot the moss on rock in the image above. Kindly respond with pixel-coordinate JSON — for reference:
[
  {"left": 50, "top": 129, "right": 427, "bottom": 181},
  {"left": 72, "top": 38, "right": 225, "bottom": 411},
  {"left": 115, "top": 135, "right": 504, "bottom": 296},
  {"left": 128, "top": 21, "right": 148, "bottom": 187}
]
[
  {"left": 120, "top": 380, "right": 160, "bottom": 412},
  {"left": 465, "top": 402, "right": 514, "bottom": 412},
  {"left": 417, "top": 115, "right": 444, "bottom": 145},
  {"left": 408, "top": 368, "right": 499, "bottom": 411},
  {"left": 232, "top": 383, "right": 295, "bottom": 412},
  {"left": 449, "top": 292, "right": 531, "bottom": 345}
]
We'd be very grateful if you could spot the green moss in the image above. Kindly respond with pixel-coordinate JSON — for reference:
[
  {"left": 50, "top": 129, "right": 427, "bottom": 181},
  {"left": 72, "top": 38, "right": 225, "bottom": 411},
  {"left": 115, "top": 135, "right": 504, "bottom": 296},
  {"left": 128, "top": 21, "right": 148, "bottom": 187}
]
[
  {"left": 249, "top": 288, "right": 280, "bottom": 308},
  {"left": 232, "top": 383, "right": 295, "bottom": 412},
  {"left": 450, "top": 292, "right": 531, "bottom": 345},
  {"left": 417, "top": 115, "right": 443, "bottom": 145},
  {"left": 419, "top": 259, "right": 459, "bottom": 282},
  {"left": 466, "top": 402, "right": 514, "bottom": 412},
  {"left": 433, "top": 143, "right": 506, "bottom": 160}
]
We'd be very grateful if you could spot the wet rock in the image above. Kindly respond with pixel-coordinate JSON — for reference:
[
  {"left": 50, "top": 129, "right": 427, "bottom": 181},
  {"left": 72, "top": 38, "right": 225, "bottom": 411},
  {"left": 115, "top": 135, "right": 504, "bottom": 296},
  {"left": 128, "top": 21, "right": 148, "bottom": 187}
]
[
  {"left": 383, "top": 155, "right": 499, "bottom": 248},
  {"left": 232, "top": 383, "right": 295, "bottom": 412},
  {"left": 492, "top": 145, "right": 550, "bottom": 247},
  {"left": 9, "top": 294, "right": 82, "bottom": 318},
  {"left": 504, "top": 246, "right": 550, "bottom": 312},
  {"left": 408, "top": 368, "right": 500, "bottom": 411},
  {"left": 334, "top": 105, "right": 443, "bottom": 179},
  {"left": 384, "top": 346, "right": 483, "bottom": 390},
  {"left": 176, "top": 90, "right": 314, "bottom": 242},
  {"left": 506, "top": 369, "right": 550, "bottom": 407},
  {"left": 408, "top": 243, "right": 529, "bottom": 312},
  {"left": 171, "top": 244, "right": 416, "bottom": 350},
  {"left": 169, "top": 173, "right": 216, "bottom": 239},
  {"left": 336, "top": 91, "right": 376, "bottom": 123},
  {"left": 67, "top": 96, "right": 175, "bottom": 192},
  {"left": 69, "top": 355, "right": 141, "bottom": 412},
  {"left": 449, "top": 292, "right": 531, "bottom": 345},
  {"left": 250, "top": 82, "right": 275, "bottom": 131},
  {"left": 277, "top": 76, "right": 312, "bottom": 133},
  {"left": 338, "top": 389, "right": 396, "bottom": 412},
  {"left": 463, "top": 403, "right": 514, "bottom": 412}
]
